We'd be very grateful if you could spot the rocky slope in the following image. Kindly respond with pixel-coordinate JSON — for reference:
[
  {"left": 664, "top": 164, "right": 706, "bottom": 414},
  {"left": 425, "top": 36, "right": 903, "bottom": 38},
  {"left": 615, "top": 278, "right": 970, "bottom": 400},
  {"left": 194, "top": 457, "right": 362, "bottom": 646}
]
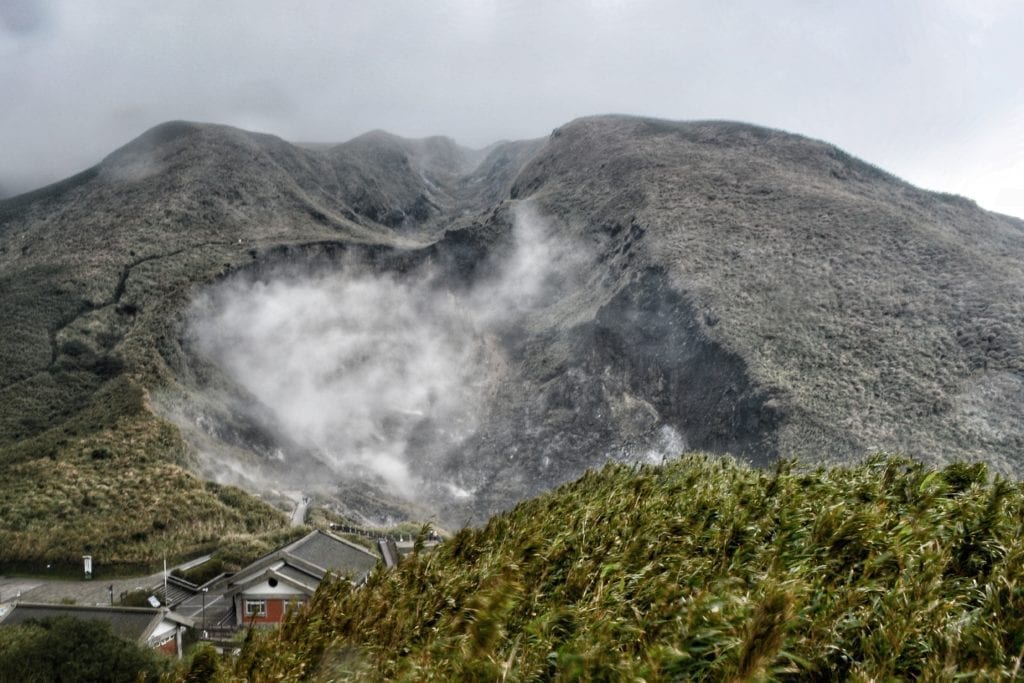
[
  {"left": 1, "top": 115, "right": 1022, "bottom": 559},
  {"left": 422, "top": 117, "right": 1024, "bottom": 522},
  {"left": 512, "top": 117, "right": 1024, "bottom": 468}
]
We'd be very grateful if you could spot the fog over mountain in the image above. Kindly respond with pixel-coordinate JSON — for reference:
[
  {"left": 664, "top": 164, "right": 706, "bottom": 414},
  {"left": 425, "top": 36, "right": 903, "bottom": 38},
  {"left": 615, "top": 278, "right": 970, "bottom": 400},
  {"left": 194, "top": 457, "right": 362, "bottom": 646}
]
[
  {"left": 2, "top": 2, "right": 1022, "bottom": 218},
  {"left": 1, "top": 114, "right": 1023, "bottom": 542}
]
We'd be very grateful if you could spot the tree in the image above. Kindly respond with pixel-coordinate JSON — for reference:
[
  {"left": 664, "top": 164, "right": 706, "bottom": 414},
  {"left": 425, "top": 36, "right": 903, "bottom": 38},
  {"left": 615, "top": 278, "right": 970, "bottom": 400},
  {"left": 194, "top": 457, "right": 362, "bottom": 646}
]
[{"left": 0, "top": 616, "right": 164, "bottom": 682}]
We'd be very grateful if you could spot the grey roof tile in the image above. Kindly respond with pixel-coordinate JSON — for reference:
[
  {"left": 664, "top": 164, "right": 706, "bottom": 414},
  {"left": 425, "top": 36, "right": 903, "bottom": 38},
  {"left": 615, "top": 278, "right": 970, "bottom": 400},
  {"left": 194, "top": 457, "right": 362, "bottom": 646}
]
[
  {"left": 286, "top": 531, "right": 379, "bottom": 577},
  {"left": 0, "top": 603, "right": 163, "bottom": 643}
]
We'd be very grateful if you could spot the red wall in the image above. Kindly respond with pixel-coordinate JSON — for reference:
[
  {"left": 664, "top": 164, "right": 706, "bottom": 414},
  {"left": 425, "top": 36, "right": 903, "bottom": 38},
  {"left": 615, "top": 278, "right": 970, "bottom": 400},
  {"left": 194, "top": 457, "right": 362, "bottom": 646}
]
[
  {"left": 154, "top": 636, "right": 178, "bottom": 656},
  {"left": 246, "top": 598, "right": 286, "bottom": 625}
]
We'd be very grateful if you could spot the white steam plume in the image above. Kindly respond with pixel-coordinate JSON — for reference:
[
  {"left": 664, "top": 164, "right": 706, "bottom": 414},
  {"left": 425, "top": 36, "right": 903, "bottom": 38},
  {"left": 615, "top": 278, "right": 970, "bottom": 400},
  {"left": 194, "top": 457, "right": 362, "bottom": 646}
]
[{"left": 185, "top": 203, "right": 586, "bottom": 502}]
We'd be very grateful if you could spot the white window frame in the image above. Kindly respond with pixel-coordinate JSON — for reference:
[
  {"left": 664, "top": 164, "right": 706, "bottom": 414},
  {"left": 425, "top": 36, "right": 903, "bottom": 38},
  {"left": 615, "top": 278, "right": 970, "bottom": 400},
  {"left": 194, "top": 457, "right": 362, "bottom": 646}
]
[{"left": 244, "top": 599, "right": 267, "bottom": 617}]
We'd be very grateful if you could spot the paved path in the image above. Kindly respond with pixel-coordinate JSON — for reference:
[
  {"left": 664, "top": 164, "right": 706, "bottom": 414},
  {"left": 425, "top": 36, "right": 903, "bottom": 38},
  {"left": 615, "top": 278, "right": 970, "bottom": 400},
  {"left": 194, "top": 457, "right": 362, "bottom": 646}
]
[
  {"left": 177, "top": 589, "right": 233, "bottom": 629},
  {"left": 0, "top": 572, "right": 164, "bottom": 607},
  {"left": 285, "top": 491, "right": 309, "bottom": 527},
  {"left": 176, "top": 554, "right": 212, "bottom": 572},
  {"left": 0, "top": 555, "right": 210, "bottom": 607}
]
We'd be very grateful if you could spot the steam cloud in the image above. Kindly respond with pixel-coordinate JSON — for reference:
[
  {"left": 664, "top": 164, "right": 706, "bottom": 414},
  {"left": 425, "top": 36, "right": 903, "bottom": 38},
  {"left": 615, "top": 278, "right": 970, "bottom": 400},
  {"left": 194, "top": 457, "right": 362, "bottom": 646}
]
[{"left": 186, "top": 203, "right": 588, "bottom": 505}]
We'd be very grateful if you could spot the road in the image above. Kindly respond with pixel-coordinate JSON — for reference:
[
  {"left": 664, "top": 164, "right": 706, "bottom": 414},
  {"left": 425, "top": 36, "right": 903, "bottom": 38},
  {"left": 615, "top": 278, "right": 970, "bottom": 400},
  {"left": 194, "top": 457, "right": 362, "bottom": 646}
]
[
  {"left": 0, "top": 555, "right": 210, "bottom": 608},
  {"left": 285, "top": 491, "right": 309, "bottom": 527}
]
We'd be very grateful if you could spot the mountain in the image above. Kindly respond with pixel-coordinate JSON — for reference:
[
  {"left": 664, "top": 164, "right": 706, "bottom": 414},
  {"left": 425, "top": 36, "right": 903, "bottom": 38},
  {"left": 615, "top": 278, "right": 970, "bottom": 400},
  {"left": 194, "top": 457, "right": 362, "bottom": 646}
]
[
  {"left": 503, "top": 117, "right": 1024, "bottom": 465},
  {"left": 1, "top": 115, "right": 1022, "bottom": 566},
  {"left": 426, "top": 117, "right": 1024, "bottom": 524}
]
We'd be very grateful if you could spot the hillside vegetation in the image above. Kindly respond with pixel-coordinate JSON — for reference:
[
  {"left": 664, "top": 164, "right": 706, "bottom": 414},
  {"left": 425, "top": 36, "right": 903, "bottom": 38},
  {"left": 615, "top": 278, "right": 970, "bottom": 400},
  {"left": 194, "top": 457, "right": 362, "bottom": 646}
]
[
  {"left": 225, "top": 455, "right": 1024, "bottom": 681},
  {"left": 0, "top": 373, "right": 291, "bottom": 570}
]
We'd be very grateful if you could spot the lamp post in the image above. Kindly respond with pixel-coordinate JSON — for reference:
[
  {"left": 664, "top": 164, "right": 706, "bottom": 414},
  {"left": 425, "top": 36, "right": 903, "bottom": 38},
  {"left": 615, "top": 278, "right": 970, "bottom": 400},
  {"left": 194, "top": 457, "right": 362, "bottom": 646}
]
[{"left": 201, "top": 587, "right": 208, "bottom": 634}]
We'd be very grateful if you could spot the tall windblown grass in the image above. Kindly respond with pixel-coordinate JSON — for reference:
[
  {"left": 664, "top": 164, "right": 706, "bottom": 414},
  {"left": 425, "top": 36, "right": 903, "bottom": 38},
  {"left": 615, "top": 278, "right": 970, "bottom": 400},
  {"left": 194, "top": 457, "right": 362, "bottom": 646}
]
[{"left": 221, "top": 453, "right": 1024, "bottom": 681}]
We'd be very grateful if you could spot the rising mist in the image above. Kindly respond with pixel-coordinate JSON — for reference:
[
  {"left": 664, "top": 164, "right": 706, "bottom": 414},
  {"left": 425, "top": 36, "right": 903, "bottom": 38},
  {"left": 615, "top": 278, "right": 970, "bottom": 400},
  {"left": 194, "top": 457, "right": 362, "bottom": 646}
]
[{"left": 181, "top": 203, "right": 590, "bottom": 511}]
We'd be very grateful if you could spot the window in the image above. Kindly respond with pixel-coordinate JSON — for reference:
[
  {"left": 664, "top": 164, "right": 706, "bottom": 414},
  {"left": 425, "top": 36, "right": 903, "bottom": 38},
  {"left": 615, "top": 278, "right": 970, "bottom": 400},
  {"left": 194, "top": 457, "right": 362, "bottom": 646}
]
[
  {"left": 244, "top": 599, "right": 267, "bottom": 617},
  {"left": 152, "top": 634, "right": 175, "bottom": 649}
]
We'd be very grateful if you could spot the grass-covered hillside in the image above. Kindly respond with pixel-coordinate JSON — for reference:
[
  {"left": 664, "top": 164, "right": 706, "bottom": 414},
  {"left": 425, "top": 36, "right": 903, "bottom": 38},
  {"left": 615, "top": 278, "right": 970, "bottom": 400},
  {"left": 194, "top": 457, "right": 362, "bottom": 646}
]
[
  {"left": 0, "top": 375, "right": 290, "bottom": 571},
  {"left": 0, "top": 121, "right": 487, "bottom": 568},
  {"left": 225, "top": 454, "right": 1024, "bottom": 681}
]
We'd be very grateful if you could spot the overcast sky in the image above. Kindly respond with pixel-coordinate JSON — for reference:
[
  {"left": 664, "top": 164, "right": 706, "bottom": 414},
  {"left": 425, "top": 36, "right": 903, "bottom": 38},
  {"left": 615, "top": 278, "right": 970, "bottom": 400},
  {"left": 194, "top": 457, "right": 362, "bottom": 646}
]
[{"left": 1, "top": 0, "right": 1022, "bottom": 217}]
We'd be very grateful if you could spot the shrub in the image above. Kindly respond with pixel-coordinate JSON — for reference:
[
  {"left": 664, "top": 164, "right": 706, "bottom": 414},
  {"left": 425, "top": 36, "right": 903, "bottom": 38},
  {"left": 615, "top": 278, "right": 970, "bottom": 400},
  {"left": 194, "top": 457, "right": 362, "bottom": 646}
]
[
  {"left": 0, "top": 616, "right": 165, "bottom": 682},
  {"left": 224, "top": 455, "right": 1024, "bottom": 681}
]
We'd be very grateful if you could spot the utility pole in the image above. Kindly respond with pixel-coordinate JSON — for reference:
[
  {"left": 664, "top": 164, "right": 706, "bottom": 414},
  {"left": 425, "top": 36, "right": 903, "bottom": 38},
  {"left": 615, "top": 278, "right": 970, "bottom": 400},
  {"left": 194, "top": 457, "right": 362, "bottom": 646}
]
[{"left": 201, "top": 587, "right": 208, "bottom": 634}]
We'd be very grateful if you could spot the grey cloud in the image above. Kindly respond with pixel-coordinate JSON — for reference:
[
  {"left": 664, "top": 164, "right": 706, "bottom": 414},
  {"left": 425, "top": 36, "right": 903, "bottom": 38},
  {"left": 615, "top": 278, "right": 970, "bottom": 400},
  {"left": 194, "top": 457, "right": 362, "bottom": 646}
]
[
  {"left": 0, "top": 0, "right": 48, "bottom": 35},
  {"left": 0, "top": 0, "right": 1021, "bottom": 215}
]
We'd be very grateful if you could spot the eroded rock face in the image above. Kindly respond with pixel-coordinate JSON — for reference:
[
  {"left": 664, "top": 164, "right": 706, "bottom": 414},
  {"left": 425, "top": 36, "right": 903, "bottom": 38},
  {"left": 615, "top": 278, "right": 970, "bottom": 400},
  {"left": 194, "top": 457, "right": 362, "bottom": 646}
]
[
  {"left": 430, "top": 267, "right": 783, "bottom": 524},
  {"left": 580, "top": 269, "right": 781, "bottom": 463}
]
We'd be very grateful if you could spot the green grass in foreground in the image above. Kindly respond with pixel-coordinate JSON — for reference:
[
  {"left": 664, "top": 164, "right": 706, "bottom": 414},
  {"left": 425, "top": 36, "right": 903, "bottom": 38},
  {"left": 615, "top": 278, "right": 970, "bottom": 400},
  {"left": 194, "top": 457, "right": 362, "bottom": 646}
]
[{"left": 220, "top": 454, "right": 1024, "bottom": 681}]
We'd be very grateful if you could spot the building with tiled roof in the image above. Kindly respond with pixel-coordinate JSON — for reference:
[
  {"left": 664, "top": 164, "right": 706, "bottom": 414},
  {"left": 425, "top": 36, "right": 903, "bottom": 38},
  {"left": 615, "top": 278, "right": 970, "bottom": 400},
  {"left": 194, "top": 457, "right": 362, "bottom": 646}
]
[
  {"left": 0, "top": 602, "right": 192, "bottom": 657},
  {"left": 223, "top": 529, "right": 380, "bottom": 627}
]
